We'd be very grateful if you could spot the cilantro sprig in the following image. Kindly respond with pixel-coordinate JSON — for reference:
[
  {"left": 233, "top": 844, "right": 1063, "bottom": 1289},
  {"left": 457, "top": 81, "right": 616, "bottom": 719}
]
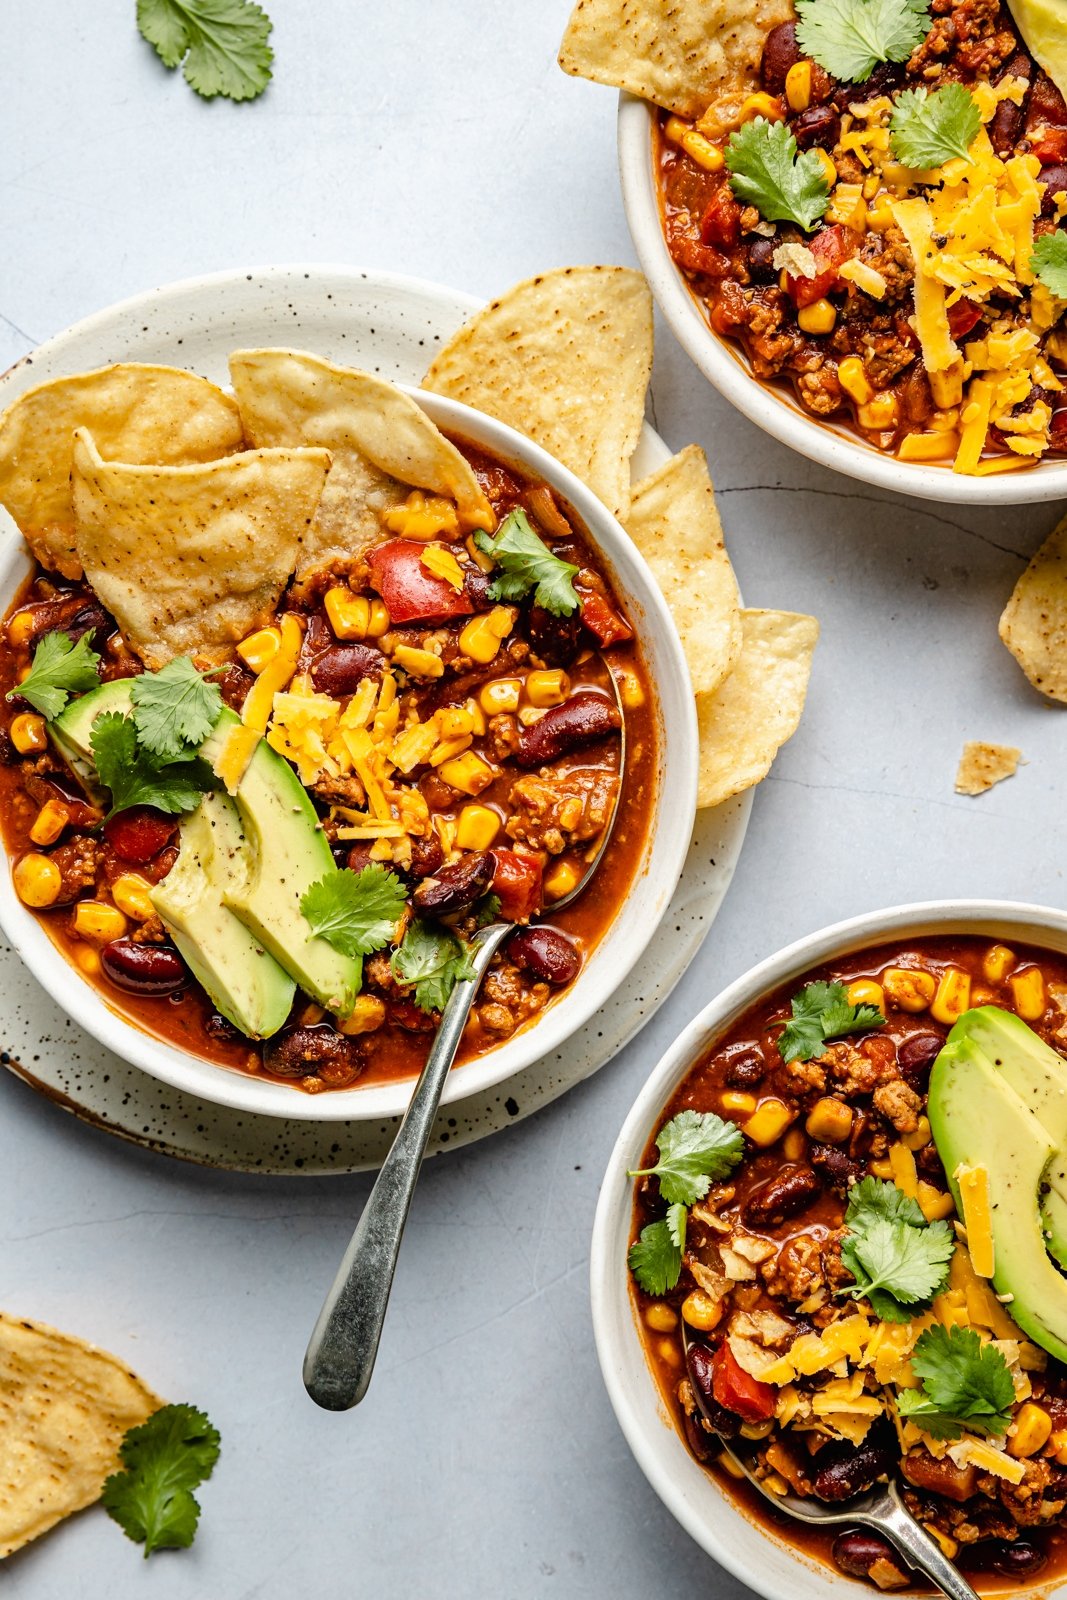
[
  {"left": 7, "top": 630, "right": 101, "bottom": 721},
  {"left": 1031, "top": 231, "right": 1067, "bottom": 299},
  {"left": 778, "top": 979, "right": 885, "bottom": 1064},
  {"left": 889, "top": 84, "right": 981, "bottom": 167},
  {"left": 628, "top": 1203, "right": 688, "bottom": 1296},
  {"left": 391, "top": 918, "right": 475, "bottom": 1013},
  {"left": 301, "top": 865, "right": 407, "bottom": 958},
  {"left": 628, "top": 1110, "right": 744, "bottom": 1206},
  {"left": 474, "top": 509, "right": 580, "bottom": 617},
  {"left": 90, "top": 713, "right": 215, "bottom": 819},
  {"left": 838, "top": 1177, "right": 954, "bottom": 1321},
  {"left": 137, "top": 0, "right": 274, "bottom": 102},
  {"left": 130, "top": 656, "right": 224, "bottom": 760},
  {"left": 896, "top": 1325, "right": 1015, "bottom": 1440},
  {"left": 725, "top": 119, "right": 831, "bottom": 232},
  {"left": 795, "top": 0, "right": 931, "bottom": 83},
  {"left": 101, "top": 1403, "right": 220, "bottom": 1557}
]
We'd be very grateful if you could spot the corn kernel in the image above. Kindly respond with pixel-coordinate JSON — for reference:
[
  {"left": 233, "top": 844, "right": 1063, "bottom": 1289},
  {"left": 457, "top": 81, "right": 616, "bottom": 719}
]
[
  {"left": 931, "top": 968, "right": 971, "bottom": 1025},
  {"left": 916, "top": 1180, "right": 955, "bottom": 1222},
  {"left": 924, "top": 1526, "right": 959, "bottom": 1561},
  {"left": 382, "top": 490, "right": 460, "bottom": 541},
  {"left": 805, "top": 1097, "right": 854, "bottom": 1143},
  {"left": 719, "top": 1452, "right": 746, "bottom": 1480},
  {"left": 720, "top": 1090, "right": 757, "bottom": 1116},
  {"left": 7, "top": 611, "right": 37, "bottom": 648},
  {"left": 466, "top": 532, "right": 495, "bottom": 573},
  {"left": 783, "top": 1127, "right": 807, "bottom": 1162},
  {"left": 76, "top": 944, "right": 102, "bottom": 976},
  {"left": 883, "top": 967, "right": 935, "bottom": 1012},
  {"left": 436, "top": 706, "right": 475, "bottom": 741},
  {"left": 236, "top": 626, "right": 282, "bottom": 674},
  {"left": 518, "top": 706, "right": 546, "bottom": 727},
  {"left": 827, "top": 183, "right": 867, "bottom": 230},
  {"left": 903, "top": 1115, "right": 932, "bottom": 1152},
  {"left": 869, "top": 1157, "right": 895, "bottom": 1179},
  {"left": 644, "top": 1302, "right": 678, "bottom": 1333},
  {"left": 526, "top": 669, "right": 570, "bottom": 708},
  {"left": 614, "top": 667, "right": 645, "bottom": 709},
  {"left": 29, "top": 798, "right": 70, "bottom": 846},
  {"left": 393, "top": 645, "right": 444, "bottom": 679},
  {"left": 865, "top": 195, "right": 896, "bottom": 232},
  {"left": 326, "top": 589, "right": 371, "bottom": 641},
  {"left": 544, "top": 858, "right": 582, "bottom": 901},
  {"left": 798, "top": 298, "right": 837, "bottom": 335},
  {"left": 480, "top": 678, "right": 522, "bottom": 715},
  {"left": 743, "top": 1098, "right": 795, "bottom": 1147},
  {"left": 897, "top": 431, "right": 959, "bottom": 461},
  {"left": 9, "top": 713, "right": 48, "bottom": 754},
  {"left": 455, "top": 804, "right": 500, "bottom": 851},
  {"left": 1051, "top": 1429, "right": 1067, "bottom": 1467},
  {"left": 458, "top": 609, "right": 513, "bottom": 665},
  {"left": 438, "top": 751, "right": 495, "bottom": 796},
  {"left": 657, "top": 1338, "right": 682, "bottom": 1368},
  {"left": 13, "top": 853, "right": 62, "bottom": 908},
  {"left": 1009, "top": 1403, "right": 1052, "bottom": 1459},
  {"left": 813, "top": 148, "right": 838, "bottom": 187},
  {"left": 420, "top": 544, "right": 465, "bottom": 590},
  {"left": 983, "top": 944, "right": 1016, "bottom": 984},
  {"left": 858, "top": 394, "right": 900, "bottom": 431},
  {"left": 847, "top": 978, "right": 884, "bottom": 1010},
  {"left": 1011, "top": 966, "right": 1046, "bottom": 1021},
  {"left": 681, "top": 1291, "right": 724, "bottom": 1332},
  {"left": 838, "top": 357, "right": 874, "bottom": 405},
  {"left": 680, "top": 129, "right": 724, "bottom": 171},
  {"left": 112, "top": 873, "right": 155, "bottom": 922},
  {"left": 73, "top": 901, "right": 128, "bottom": 944},
  {"left": 740, "top": 92, "right": 784, "bottom": 123},
  {"left": 785, "top": 60, "right": 812, "bottom": 113},
  {"left": 337, "top": 995, "right": 387, "bottom": 1036}
]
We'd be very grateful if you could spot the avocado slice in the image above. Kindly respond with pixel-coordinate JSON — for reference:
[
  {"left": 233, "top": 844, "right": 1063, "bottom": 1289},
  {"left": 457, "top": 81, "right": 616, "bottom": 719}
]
[
  {"left": 929, "top": 1011, "right": 1067, "bottom": 1363},
  {"left": 51, "top": 677, "right": 135, "bottom": 798},
  {"left": 1006, "top": 0, "right": 1067, "bottom": 106}
]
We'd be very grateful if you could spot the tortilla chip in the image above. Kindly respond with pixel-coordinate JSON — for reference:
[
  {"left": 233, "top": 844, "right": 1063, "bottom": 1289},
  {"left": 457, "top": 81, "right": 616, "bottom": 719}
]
[
  {"left": 229, "top": 350, "right": 493, "bottom": 577},
  {"left": 72, "top": 429, "right": 329, "bottom": 670},
  {"left": 559, "top": 0, "right": 793, "bottom": 123},
  {"left": 0, "top": 365, "right": 244, "bottom": 580},
  {"left": 0, "top": 1312, "right": 162, "bottom": 1557},
  {"left": 626, "top": 445, "right": 741, "bottom": 696},
  {"left": 696, "top": 609, "right": 819, "bottom": 808},
  {"left": 955, "top": 741, "right": 1022, "bottom": 796},
  {"left": 423, "top": 267, "right": 652, "bottom": 519},
  {"left": 1000, "top": 513, "right": 1067, "bottom": 704}
]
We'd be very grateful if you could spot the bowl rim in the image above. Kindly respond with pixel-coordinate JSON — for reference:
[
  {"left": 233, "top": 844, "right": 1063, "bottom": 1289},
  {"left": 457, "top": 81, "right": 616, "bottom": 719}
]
[
  {"left": 0, "top": 354, "right": 698, "bottom": 1124},
  {"left": 616, "top": 91, "right": 1067, "bottom": 507},
  {"left": 590, "top": 896, "right": 1067, "bottom": 1597}
]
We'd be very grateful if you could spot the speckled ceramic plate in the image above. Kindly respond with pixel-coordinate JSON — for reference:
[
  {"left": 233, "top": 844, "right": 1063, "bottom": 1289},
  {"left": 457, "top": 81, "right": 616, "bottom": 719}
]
[{"left": 0, "top": 265, "right": 751, "bottom": 1173}]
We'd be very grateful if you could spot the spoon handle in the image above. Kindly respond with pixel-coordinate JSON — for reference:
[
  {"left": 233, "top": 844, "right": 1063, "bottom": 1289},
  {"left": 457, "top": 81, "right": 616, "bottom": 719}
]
[
  {"left": 302, "top": 921, "right": 511, "bottom": 1411},
  {"left": 874, "top": 1488, "right": 981, "bottom": 1600}
]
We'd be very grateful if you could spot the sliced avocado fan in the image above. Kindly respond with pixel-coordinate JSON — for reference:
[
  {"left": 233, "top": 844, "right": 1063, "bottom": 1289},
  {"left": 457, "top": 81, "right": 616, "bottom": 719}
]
[{"left": 1006, "top": 0, "right": 1067, "bottom": 107}]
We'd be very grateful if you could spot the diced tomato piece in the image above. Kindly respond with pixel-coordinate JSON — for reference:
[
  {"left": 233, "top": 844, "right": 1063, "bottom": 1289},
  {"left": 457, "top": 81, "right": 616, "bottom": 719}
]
[
  {"left": 389, "top": 998, "right": 437, "bottom": 1031},
  {"left": 1028, "top": 73, "right": 1067, "bottom": 133},
  {"left": 947, "top": 297, "right": 983, "bottom": 340},
  {"left": 104, "top": 807, "right": 177, "bottom": 865},
  {"left": 711, "top": 1342, "right": 777, "bottom": 1422},
  {"left": 700, "top": 185, "right": 743, "bottom": 249},
  {"left": 368, "top": 540, "right": 474, "bottom": 625},
  {"left": 787, "top": 225, "right": 854, "bottom": 309},
  {"left": 1033, "top": 127, "right": 1067, "bottom": 164},
  {"left": 577, "top": 587, "right": 633, "bottom": 647},
  {"left": 709, "top": 281, "right": 750, "bottom": 335},
  {"left": 490, "top": 849, "right": 543, "bottom": 923}
]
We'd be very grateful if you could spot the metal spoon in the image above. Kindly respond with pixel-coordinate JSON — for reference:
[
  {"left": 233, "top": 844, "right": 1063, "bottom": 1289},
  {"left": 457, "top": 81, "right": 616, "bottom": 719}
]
[
  {"left": 303, "top": 665, "right": 626, "bottom": 1410},
  {"left": 681, "top": 1328, "right": 980, "bottom": 1600}
]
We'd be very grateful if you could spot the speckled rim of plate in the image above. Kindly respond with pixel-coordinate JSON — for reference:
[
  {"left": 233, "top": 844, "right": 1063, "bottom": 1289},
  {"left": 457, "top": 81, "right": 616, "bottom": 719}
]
[{"left": 0, "top": 264, "right": 752, "bottom": 1173}]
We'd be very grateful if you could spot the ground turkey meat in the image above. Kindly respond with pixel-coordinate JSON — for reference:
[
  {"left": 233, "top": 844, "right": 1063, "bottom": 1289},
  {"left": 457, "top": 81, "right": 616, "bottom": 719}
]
[
  {"left": 872, "top": 1077, "right": 923, "bottom": 1132},
  {"left": 506, "top": 769, "right": 617, "bottom": 854},
  {"left": 51, "top": 837, "right": 103, "bottom": 902},
  {"left": 486, "top": 714, "right": 520, "bottom": 763},
  {"left": 311, "top": 772, "right": 367, "bottom": 808},
  {"left": 762, "top": 1232, "right": 828, "bottom": 1300},
  {"left": 745, "top": 291, "right": 805, "bottom": 377},
  {"left": 819, "top": 1036, "right": 898, "bottom": 1095},
  {"left": 907, "top": 0, "right": 1018, "bottom": 81},
  {"left": 797, "top": 367, "right": 845, "bottom": 415},
  {"left": 998, "top": 1457, "right": 1067, "bottom": 1525}
]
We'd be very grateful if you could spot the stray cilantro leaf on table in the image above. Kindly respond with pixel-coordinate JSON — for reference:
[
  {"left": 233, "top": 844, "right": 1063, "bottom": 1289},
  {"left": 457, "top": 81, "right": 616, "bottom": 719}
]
[
  {"left": 725, "top": 119, "right": 831, "bottom": 232},
  {"left": 889, "top": 84, "right": 981, "bottom": 167},
  {"left": 1031, "top": 232, "right": 1067, "bottom": 299},
  {"left": 101, "top": 1403, "right": 220, "bottom": 1557},
  {"left": 628, "top": 1110, "right": 744, "bottom": 1206},
  {"left": 628, "top": 1204, "right": 687, "bottom": 1295},
  {"left": 896, "top": 1325, "right": 1015, "bottom": 1439},
  {"left": 391, "top": 919, "right": 475, "bottom": 1013},
  {"left": 778, "top": 979, "right": 885, "bottom": 1064},
  {"left": 130, "top": 656, "right": 224, "bottom": 760},
  {"left": 7, "top": 631, "right": 101, "bottom": 721},
  {"left": 136, "top": 0, "right": 274, "bottom": 103},
  {"left": 837, "top": 1176, "right": 954, "bottom": 1320},
  {"left": 474, "top": 509, "right": 580, "bottom": 617},
  {"left": 90, "top": 713, "right": 215, "bottom": 819},
  {"left": 795, "top": 0, "right": 931, "bottom": 83},
  {"left": 301, "top": 865, "right": 407, "bottom": 959}
]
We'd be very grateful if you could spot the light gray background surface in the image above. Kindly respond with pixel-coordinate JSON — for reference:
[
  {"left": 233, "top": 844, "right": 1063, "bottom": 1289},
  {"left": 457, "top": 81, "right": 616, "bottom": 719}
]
[{"left": 2, "top": 3, "right": 1065, "bottom": 1596}]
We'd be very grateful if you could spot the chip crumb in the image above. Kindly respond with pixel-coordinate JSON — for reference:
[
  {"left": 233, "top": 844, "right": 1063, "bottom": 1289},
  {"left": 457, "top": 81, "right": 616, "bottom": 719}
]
[{"left": 955, "top": 741, "right": 1022, "bottom": 796}]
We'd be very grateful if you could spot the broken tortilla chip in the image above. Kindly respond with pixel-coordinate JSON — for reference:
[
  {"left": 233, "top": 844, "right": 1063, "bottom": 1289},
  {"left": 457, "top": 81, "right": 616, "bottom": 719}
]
[
  {"left": 0, "top": 365, "right": 244, "bottom": 581},
  {"left": 1000, "top": 513, "right": 1067, "bottom": 704},
  {"left": 229, "top": 350, "right": 493, "bottom": 577},
  {"left": 955, "top": 741, "right": 1022, "bottom": 796},
  {"left": 626, "top": 445, "right": 742, "bottom": 696},
  {"left": 696, "top": 609, "right": 819, "bottom": 808},
  {"left": 72, "top": 429, "right": 329, "bottom": 670},
  {"left": 559, "top": 0, "right": 793, "bottom": 124},
  {"left": 423, "top": 267, "right": 652, "bottom": 520},
  {"left": 0, "top": 1312, "right": 162, "bottom": 1557}
]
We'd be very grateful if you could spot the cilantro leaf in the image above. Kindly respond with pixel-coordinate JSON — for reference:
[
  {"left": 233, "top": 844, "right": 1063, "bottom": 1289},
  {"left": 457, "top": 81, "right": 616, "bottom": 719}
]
[
  {"left": 136, "top": 0, "right": 273, "bottom": 103},
  {"left": 474, "top": 509, "right": 579, "bottom": 617},
  {"left": 90, "top": 713, "right": 214, "bottom": 819},
  {"left": 889, "top": 84, "right": 981, "bottom": 167},
  {"left": 778, "top": 979, "right": 885, "bottom": 1064},
  {"left": 300, "top": 865, "right": 407, "bottom": 959},
  {"left": 474, "top": 892, "right": 502, "bottom": 929},
  {"left": 130, "top": 657, "right": 224, "bottom": 761},
  {"left": 7, "top": 630, "right": 101, "bottom": 721},
  {"left": 628, "top": 1110, "right": 744, "bottom": 1206},
  {"left": 628, "top": 1214, "right": 685, "bottom": 1295},
  {"left": 897, "top": 1325, "right": 1015, "bottom": 1440},
  {"left": 795, "top": 0, "right": 931, "bottom": 82},
  {"left": 845, "top": 1174, "right": 927, "bottom": 1230},
  {"left": 725, "top": 119, "right": 831, "bottom": 232},
  {"left": 838, "top": 1177, "right": 954, "bottom": 1317},
  {"left": 1032, "top": 231, "right": 1067, "bottom": 299},
  {"left": 391, "top": 919, "right": 475, "bottom": 1013},
  {"left": 101, "top": 1403, "right": 220, "bottom": 1557}
]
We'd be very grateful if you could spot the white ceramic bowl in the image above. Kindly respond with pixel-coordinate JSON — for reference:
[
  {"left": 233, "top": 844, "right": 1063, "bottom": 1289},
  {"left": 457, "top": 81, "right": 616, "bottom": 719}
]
[
  {"left": 591, "top": 897, "right": 1067, "bottom": 1598},
  {"left": 618, "top": 93, "right": 1067, "bottom": 506},
  {"left": 0, "top": 371, "right": 697, "bottom": 1123}
]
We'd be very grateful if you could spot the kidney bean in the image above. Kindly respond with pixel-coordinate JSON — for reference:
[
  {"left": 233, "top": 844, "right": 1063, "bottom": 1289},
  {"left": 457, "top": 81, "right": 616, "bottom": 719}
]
[
  {"left": 985, "top": 1541, "right": 1047, "bottom": 1579},
  {"left": 413, "top": 851, "right": 494, "bottom": 915},
  {"left": 681, "top": 1406, "right": 721, "bottom": 1464},
  {"left": 760, "top": 21, "right": 800, "bottom": 93},
  {"left": 26, "top": 596, "right": 111, "bottom": 649},
  {"left": 792, "top": 105, "right": 840, "bottom": 150},
  {"left": 832, "top": 1530, "right": 908, "bottom": 1582},
  {"left": 104, "top": 807, "right": 178, "bottom": 865},
  {"left": 746, "top": 237, "right": 777, "bottom": 284},
  {"left": 684, "top": 1341, "right": 742, "bottom": 1438},
  {"left": 722, "top": 1047, "right": 767, "bottom": 1088},
  {"left": 742, "top": 1164, "right": 821, "bottom": 1227},
  {"left": 897, "top": 1031, "right": 944, "bottom": 1089},
  {"left": 408, "top": 834, "right": 444, "bottom": 881},
  {"left": 813, "top": 1429, "right": 896, "bottom": 1502},
  {"left": 810, "top": 1141, "right": 864, "bottom": 1192},
  {"left": 1039, "top": 165, "right": 1067, "bottom": 217},
  {"left": 524, "top": 604, "right": 582, "bottom": 667},
  {"left": 516, "top": 691, "right": 621, "bottom": 767},
  {"left": 507, "top": 925, "right": 581, "bottom": 985},
  {"left": 990, "top": 97, "right": 1025, "bottom": 155},
  {"left": 263, "top": 1024, "right": 364, "bottom": 1080},
  {"left": 310, "top": 643, "right": 382, "bottom": 697},
  {"left": 101, "top": 938, "right": 187, "bottom": 996}
]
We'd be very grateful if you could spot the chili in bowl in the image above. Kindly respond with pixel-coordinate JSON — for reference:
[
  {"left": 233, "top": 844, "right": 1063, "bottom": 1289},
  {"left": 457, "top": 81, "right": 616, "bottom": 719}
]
[{"left": 592, "top": 900, "right": 1067, "bottom": 1597}]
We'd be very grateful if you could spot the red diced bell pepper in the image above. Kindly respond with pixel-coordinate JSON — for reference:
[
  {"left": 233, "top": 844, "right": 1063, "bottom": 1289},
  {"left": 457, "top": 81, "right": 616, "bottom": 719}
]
[
  {"left": 1033, "top": 127, "right": 1067, "bottom": 164},
  {"left": 700, "top": 185, "right": 743, "bottom": 249},
  {"left": 947, "top": 297, "right": 983, "bottom": 340},
  {"left": 787, "top": 225, "right": 854, "bottom": 309},
  {"left": 104, "top": 806, "right": 178, "bottom": 865},
  {"left": 577, "top": 587, "right": 633, "bottom": 647},
  {"left": 490, "top": 849, "right": 543, "bottom": 923},
  {"left": 368, "top": 540, "right": 474, "bottom": 625},
  {"left": 711, "top": 1341, "right": 777, "bottom": 1422}
]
